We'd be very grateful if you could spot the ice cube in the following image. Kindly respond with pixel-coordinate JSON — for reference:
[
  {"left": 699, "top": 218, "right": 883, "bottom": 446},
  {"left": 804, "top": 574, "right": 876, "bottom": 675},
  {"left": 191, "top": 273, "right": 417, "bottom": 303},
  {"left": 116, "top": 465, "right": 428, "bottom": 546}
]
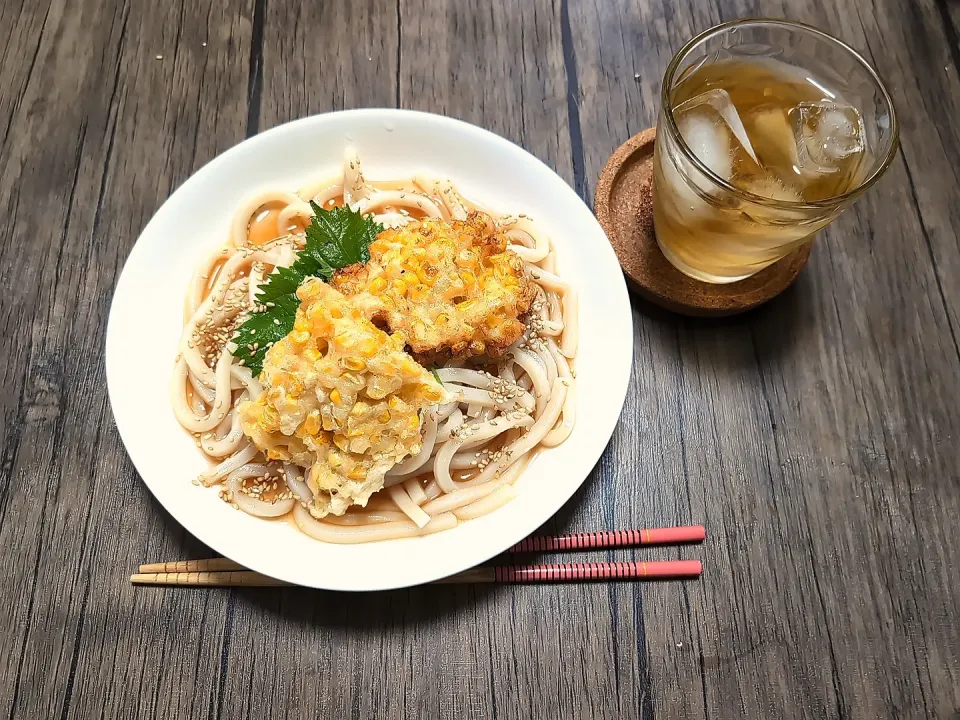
[
  {"left": 675, "top": 88, "right": 760, "bottom": 170},
  {"left": 677, "top": 112, "right": 732, "bottom": 180},
  {"left": 742, "top": 174, "right": 803, "bottom": 203},
  {"left": 791, "top": 101, "right": 865, "bottom": 173},
  {"left": 739, "top": 174, "right": 805, "bottom": 227}
]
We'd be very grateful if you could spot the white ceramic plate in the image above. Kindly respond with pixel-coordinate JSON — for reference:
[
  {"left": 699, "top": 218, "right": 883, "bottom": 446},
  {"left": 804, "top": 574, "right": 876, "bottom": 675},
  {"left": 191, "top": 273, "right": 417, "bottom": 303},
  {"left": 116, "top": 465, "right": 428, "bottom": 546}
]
[{"left": 106, "top": 109, "right": 632, "bottom": 591}]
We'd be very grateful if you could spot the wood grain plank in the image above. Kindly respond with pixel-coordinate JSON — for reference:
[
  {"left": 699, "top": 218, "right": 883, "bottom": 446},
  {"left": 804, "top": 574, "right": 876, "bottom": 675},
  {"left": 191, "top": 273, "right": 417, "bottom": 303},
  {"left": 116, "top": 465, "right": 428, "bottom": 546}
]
[
  {"left": 0, "top": 0, "right": 254, "bottom": 718},
  {"left": 570, "top": 1, "right": 960, "bottom": 718},
  {"left": 257, "top": 0, "right": 400, "bottom": 130}
]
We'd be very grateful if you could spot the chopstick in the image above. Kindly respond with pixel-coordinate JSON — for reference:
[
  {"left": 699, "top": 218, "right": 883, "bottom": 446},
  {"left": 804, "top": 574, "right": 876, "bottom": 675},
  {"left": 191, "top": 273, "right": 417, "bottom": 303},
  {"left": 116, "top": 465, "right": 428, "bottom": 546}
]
[
  {"left": 133, "top": 524, "right": 704, "bottom": 587},
  {"left": 137, "top": 524, "right": 706, "bottom": 575},
  {"left": 506, "top": 525, "right": 705, "bottom": 553},
  {"left": 131, "top": 560, "right": 701, "bottom": 587}
]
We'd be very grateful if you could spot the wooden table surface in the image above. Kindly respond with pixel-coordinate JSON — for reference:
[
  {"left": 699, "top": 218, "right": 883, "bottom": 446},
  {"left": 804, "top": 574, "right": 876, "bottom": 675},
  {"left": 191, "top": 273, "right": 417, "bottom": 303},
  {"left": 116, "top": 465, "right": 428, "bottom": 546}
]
[{"left": 2, "top": 0, "right": 959, "bottom": 718}]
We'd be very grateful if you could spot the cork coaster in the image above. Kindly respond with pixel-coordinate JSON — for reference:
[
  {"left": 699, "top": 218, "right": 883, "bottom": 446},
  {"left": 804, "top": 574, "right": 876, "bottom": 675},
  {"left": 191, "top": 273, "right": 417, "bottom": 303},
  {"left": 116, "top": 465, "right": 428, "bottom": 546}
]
[{"left": 594, "top": 127, "right": 812, "bottom": 316}]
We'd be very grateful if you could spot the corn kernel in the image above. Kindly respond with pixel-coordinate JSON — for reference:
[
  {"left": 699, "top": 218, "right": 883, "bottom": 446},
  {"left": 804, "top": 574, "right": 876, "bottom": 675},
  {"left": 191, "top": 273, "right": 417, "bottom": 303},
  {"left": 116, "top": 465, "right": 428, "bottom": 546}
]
[
  {"left": 369, "top": 276, "right": 388, "bottom": 295},
  {"left": 354, "top": 338, "right": 377, "bottom": 357},
  {"left": 303, "top": 410, "right": 321, "bottom": 435},
  {"left": 377, "top": 411, "right": 391, "bottom": 424},
  {"left": 343, "top": 357, "right": 367, "bottom": 372},
  {"left": 259, "top": 406, "right": 279, "bottom": 432},
  {"left": 348, "top": 465, "right": 366, "bottom": 481},
  {"left": 329, "top": 307, "right": 344, "bottom": 320},
  {"left": 291, "top": 330, "right": 310, "bottom": 345},
  {"left": 408, "top": 284, "right": 429, "bottom": 302},
  {"left": 392, "top": 278, "right": 407, "bottom": 295},
  {"left": 329, "top": 388, "right": 342, "bottom": 404},
  {"left": 436, "top": 313, "right": 449, "bottom": 325}
]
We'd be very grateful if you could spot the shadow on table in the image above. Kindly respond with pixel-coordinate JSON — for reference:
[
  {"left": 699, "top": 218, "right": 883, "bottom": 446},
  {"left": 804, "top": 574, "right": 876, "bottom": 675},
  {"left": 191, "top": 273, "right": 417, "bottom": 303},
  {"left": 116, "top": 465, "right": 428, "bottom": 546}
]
[{"left": 627, "top": 266, "right": 816, "bottom": 368}]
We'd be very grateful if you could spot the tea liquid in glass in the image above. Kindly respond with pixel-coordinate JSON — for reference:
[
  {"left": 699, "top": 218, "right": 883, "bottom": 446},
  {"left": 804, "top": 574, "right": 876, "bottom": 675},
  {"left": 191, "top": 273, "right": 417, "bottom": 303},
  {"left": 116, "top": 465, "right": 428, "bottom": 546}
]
[{"left": 653, "top": 58, "right": 872, "bottom": 283}]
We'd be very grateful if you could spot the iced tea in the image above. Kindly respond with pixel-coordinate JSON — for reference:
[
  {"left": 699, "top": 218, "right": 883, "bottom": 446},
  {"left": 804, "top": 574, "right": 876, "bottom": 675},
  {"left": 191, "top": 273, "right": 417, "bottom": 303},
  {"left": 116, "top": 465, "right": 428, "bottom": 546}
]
[{"left": 652, "top": 21, "right": 898, "bottom": 284}]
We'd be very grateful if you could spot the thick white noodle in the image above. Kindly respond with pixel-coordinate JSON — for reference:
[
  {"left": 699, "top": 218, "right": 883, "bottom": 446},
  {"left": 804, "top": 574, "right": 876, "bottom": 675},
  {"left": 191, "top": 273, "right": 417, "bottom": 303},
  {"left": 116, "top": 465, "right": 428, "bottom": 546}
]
[
  {"left": 453, "top": 485, "right": 517, "bottom": 521},
  {"left": 203, "top": 392, "right": 249, "bottom": 457},
  {"left": 403, "top": 477, "right": 427, "bottom": 506},
  {"left": 387, "top": 485, "right": 431, "bottom": 528},
  {"left": 227, "top": 464, "right": 296, "bottom": 517},
  {"left": 508, "top": 348, "right": 550, "bottom": 416},
  {"left": 293, "top": 503, "right": 458, "bottom": 544},
  {"left": 283, "top": 463, "right": 313, "bottom": 502},
  {"left": 198, "top": 443, "right": 258, "bottom": 486}
]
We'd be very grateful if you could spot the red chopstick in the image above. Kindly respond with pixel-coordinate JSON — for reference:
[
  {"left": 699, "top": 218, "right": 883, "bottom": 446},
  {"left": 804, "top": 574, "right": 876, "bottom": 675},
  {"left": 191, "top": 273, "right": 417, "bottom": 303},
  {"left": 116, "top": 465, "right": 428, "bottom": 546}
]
[
  {"left": 507, "top": 525, "right": 706, "bottom": 553},
  {"left": 489, "top": 559, "right": 701, "bottom": 583}
]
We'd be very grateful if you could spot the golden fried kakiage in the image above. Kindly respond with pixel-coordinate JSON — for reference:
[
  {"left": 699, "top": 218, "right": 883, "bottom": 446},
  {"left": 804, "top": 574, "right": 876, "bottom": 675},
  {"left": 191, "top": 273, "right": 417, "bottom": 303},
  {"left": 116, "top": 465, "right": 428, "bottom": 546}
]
[
  {"left": 332, "top": 212, "right": 535, "bottom": 363},
  {"left": 239, "top": 279, "right": 447, "bottom": 518}
]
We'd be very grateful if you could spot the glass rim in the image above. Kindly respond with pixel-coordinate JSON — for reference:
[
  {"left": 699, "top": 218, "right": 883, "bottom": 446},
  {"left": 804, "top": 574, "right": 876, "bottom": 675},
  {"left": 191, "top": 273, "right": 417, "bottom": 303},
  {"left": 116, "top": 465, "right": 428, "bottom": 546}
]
[{"left": 660, "top": 17, "right": 900, "bottom": 211}]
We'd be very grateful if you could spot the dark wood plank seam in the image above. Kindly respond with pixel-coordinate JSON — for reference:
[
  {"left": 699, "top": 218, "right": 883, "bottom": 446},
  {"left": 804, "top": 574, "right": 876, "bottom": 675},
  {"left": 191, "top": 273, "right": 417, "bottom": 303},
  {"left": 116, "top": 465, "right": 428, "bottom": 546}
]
[
  {"left": 188, "top": 48, "right": 209, "bottom": 169},
  {"left": 874, "top": 426, "right": 935, "bottom": 719},
  {"left": 679, "top": 585, "right": 710, "bottom": 720},
  {"left": 468, "top": 586, "right": 498, "bottom": 720},
  {"left": 245, "top": 0, "right": 267, "bottom": 137},
  {"left": 184, "top": 592, "right": 212, "bottom": 715},
  {"left": 632, "top": 588, "right": 656, "bottom": 720},
  {"left": 898, "top": 151, "right": 960, "bottom": 365},
  {"left": 55, "top": 412, "right": 110, "bottom": 720},
  {"left": 5, "top": 443, "right": 60, "bottom": 720},
  {"left": 749, "top": 330, "right": 848, "bottom": 720},
  {"left": 212, "top": 592, "right": 237, "bottom": 719},
  {"left": 55, "top": 573, "right": 91, "bottom": 720},
  {"left": 0, "top": 246, "right": 27, "bottom": 529},
  {"left": 51, "top": 121, "right": 88, "bottom": 288},
  {"left": 559, "top": 0, "right": 585, "bottom": 200},
  {"left": 91, "top": 10, "right": 127, "bottom": 246},
  {"left": 476, "top": 588, "right": 499, "bottom": 720},
  {"left": 934, "top": 0, "right": 960, "bottom": 78},
  {"left": 5, "top": 543, "right": 44, "bottom": 720},
  {"left": 0, "top": 0, "right": 52, "bottom": 152},
  {"left": 600, "top": 452, "right": 623, "bottom": 711},
  {"left": 673, "top": 332, "right": 706, "bottom": 720},
  {"left": 172, "top": 0, "right": 186, "bottom": 72},
  {"left": 394, "top": 0, "right": 401, "bottom": 108}
]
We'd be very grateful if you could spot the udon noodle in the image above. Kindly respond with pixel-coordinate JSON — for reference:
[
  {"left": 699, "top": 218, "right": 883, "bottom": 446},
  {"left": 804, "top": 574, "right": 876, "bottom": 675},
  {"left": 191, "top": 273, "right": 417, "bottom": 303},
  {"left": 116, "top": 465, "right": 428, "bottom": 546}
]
[{"left": 171, "top": 149, "right": 577, "bottom": 543}]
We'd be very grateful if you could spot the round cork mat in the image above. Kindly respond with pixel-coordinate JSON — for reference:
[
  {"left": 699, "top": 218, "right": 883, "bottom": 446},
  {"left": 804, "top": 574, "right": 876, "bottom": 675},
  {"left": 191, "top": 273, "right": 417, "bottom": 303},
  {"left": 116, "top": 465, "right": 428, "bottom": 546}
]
[{"left": 594, "top": 127, "right": 812, "bottom": 316}]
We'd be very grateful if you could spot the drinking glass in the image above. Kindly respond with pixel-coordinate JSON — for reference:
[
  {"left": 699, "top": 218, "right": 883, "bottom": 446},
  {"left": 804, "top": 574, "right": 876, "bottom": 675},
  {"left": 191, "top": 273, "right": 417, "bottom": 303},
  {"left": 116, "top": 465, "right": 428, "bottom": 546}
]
[{"left": 652, "top": 19, "right": 899, "bottom": 284}]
